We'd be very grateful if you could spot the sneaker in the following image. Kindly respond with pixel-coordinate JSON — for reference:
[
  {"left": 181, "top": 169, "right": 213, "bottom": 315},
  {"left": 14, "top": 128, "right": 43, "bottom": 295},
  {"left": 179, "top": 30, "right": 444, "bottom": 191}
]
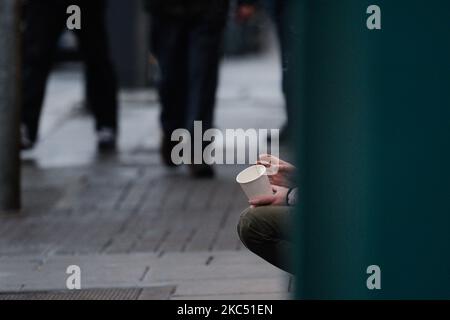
[
  {"left": 20, "top": 125, "right": 34, "bottom": 151},
  {"left": 97, "top": 127, "right": 117, "bottom": 152}
]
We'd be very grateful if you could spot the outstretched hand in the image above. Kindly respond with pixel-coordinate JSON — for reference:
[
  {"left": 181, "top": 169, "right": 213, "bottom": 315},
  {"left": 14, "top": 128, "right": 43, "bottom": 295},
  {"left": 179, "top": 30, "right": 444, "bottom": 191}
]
[{"left": 257, "top": 154, "right": 296, "bottom": 188}]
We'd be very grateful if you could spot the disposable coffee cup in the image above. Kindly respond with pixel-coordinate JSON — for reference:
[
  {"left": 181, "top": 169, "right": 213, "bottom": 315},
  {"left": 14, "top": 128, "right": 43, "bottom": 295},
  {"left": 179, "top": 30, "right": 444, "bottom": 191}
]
[{"left": 236, "top": 165, "right": 273, "bottom": 200}]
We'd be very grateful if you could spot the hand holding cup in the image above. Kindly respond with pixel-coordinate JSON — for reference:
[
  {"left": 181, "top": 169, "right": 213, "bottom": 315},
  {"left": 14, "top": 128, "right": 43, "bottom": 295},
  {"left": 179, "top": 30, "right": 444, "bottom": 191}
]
[
  {"left": 236, "top": 165, "right": 273, "bottom": 200},
  {"left": 257, "top": 154, "right": 296, "bottom": 188}
]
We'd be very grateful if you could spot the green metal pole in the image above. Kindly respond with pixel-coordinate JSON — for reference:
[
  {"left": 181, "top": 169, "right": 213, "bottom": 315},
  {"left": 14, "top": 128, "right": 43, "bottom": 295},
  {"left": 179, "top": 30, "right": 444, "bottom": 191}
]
[
  {"left": 0, "top": 0, "right": 21, "bottom": 212},
  {"left": 291, "top": 0, "right": 450, "bottom": 299},
  {"left": 367, "top": 0, "right": 450, "bottom": 299}
]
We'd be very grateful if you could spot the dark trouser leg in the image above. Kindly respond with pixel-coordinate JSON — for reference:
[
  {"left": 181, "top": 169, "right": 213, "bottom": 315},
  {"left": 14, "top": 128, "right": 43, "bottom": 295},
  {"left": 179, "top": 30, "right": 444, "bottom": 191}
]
[
  {"left": 150, "top": 16, "right": 188, "bottom": 135},
  {"left": 276, "top": 3, "right": 295, "bottom": 132},
  {"left": 263, "top": 0, "right": 294, "bottom": 131},
  {"left": 74, "top": 0, "right": 118, "bottom": 132},
  {"left": 237, "top": 206, "right": 294, "bottom": 274},
  {"left": 21, "top": 1, "right": 65, "bottom": 143},
  {"left": 185, "top": 19, "right": 225, "bottom": 132}
]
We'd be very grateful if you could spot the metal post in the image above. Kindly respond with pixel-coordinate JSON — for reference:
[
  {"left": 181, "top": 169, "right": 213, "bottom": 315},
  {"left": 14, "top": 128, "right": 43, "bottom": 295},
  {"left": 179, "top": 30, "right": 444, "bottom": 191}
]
[{"left": 0, "top": 0, "right": 21, "bottom": 211}]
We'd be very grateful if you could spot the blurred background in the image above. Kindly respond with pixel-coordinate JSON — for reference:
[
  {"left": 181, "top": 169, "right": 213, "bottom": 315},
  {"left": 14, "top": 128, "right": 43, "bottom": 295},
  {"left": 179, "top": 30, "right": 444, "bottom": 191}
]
[{"left": 0, "top": 0, "right": 292, "bottom": 300}]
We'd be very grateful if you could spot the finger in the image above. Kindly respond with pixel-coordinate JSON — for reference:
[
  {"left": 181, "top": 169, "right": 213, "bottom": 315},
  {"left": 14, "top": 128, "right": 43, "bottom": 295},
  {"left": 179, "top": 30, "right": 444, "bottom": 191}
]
[
  {"left": 258, "top": 154, "right": 274, "bottom": 165},
  {"left": 249, "top": 196, "right": 275, "bottom": 206},
  {"left": 256, "top": 160, "right": 270, "bottom": 167}
]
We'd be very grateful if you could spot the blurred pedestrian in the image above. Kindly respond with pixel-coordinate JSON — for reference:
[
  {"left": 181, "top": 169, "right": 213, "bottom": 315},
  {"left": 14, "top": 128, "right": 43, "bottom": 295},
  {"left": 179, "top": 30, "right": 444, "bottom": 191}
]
[
  {"left": 238, "top": 0, "right": 293, "bottom": 142},
  {"left": 144, "top": 0, "right": 229, "bottom": 178},
  {"left": 21, "top": 0, "right": 118, "bottom": 152}
]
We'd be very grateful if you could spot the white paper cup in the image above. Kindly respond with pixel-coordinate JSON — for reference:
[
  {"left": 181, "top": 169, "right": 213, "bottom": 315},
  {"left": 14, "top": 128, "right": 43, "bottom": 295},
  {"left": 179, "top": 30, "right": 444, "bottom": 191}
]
[{"left": 236, "top": 165, "right": 273, "bottom": 200}]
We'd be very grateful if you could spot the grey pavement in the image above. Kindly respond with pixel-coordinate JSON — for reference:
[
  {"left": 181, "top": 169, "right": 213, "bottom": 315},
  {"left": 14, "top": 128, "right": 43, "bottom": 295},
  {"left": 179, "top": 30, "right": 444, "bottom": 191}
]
[{"left": 0, "top": 47, "right": 292, "bottom": 299}]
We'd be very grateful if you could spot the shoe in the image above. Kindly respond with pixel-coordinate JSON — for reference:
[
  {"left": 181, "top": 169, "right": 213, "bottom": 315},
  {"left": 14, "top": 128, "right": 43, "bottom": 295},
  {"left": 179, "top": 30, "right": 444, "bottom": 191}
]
[
  {"left": 20, "top": 125, "right": 34, "bottom": 151},
  {"left": 97, "top": 127, "right": 117, "bottom": 152},
  {"left": 189, "top": 163, "right": 215, "bottom": 179},
  {"left": 160, "top": 135, "right": 179, "bottom": 168}
]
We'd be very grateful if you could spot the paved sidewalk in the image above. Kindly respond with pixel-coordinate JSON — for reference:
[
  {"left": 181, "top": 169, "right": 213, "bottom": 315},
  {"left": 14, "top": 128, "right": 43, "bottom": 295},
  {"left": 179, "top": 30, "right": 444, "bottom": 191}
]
[
  {"left": 0, "top": 49, "right": 292, "bottom": 299},
  {"left": 0, "top": 251, "right": 290, "bottom": 300}
]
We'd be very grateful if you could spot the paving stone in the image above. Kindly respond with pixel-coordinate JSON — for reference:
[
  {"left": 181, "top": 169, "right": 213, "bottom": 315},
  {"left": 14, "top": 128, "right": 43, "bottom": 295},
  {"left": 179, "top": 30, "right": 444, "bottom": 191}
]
[
  {"left": 173, "top": 278, "right": 289, "bottom": 296},
  {"left": 157, "top": 250, "right": 265, "bottom": 267},
  {"left": 171, "top": 292, "right": 289, "bottom": 300},
  {"left": 155, "top": 252, "right": 212, "bottom": 267},
  {"left": 209, "top": 252, "right": 271, "bottom": 266},
  {"left": 147, "top": 262, "right": 287, "bottom": 282},
  {"left": 0, "top": 253, "right": 159, "bottom": 292}
]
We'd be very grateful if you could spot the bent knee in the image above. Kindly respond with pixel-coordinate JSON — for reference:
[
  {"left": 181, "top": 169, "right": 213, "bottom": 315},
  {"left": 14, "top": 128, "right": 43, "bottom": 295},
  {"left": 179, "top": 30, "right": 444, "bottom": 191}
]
[{"left": 237, "top": 207, "right": 267, "bottom": 246}]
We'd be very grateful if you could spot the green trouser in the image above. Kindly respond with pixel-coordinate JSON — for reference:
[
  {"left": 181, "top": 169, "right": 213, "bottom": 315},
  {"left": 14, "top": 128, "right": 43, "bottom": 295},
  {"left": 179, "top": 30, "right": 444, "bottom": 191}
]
[{"left": 237, "top": 206, "right": 294, "bottom": 274}]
